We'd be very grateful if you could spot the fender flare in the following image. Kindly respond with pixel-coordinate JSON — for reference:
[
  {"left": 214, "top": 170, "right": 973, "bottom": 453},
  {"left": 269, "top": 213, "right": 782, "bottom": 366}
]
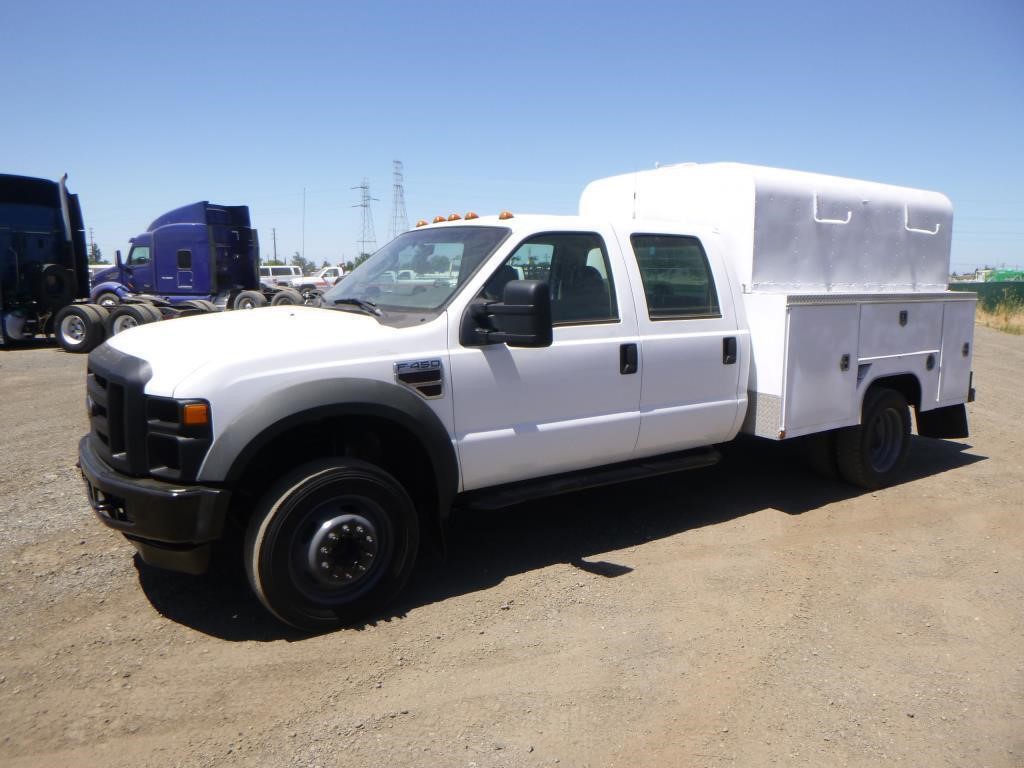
[
  {"left": 90, "top": 281, "right": 132, "bottom": 302},
  {"left": 201, "top": 378, "right": 459, "bottom": 515}
]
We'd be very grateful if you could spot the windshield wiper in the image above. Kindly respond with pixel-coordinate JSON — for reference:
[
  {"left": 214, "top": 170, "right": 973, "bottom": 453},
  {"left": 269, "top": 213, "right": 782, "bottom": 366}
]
[{"left": 332, "top": 297, "right": 383, "bottom": 316}]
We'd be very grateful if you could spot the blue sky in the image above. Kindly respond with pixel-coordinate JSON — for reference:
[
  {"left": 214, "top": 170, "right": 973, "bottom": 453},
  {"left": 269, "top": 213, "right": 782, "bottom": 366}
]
[{"left": 4, "top": 0, "right": 1021, "bottom": 272}]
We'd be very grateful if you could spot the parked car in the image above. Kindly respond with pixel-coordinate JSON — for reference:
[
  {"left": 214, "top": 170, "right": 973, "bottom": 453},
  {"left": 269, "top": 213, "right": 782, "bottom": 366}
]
[{"left": 259, "top": 265, "right": 303, "bottom": 286}]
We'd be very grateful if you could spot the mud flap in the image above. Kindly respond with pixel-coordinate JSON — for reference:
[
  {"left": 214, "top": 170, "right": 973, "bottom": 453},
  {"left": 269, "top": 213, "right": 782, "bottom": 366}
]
[{"left": 916, "top": 403, "right": 968, "bottom": 439}]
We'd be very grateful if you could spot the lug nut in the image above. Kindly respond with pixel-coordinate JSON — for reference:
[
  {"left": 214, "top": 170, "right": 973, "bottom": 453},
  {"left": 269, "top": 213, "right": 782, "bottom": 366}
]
[
  {"left": 328, "top": 532, "right": 338, "bottom": 541},
  {"left": 320, "top": 561, "right": 330, "bottom": 569}
]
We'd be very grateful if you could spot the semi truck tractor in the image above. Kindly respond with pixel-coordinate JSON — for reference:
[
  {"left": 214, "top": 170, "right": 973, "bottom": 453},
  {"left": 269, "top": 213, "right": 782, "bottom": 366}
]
[
  {"left": 2, "top": 175, "right": 298, "bottom": 352},
  {"left": 1, "top": 173, "right": 93, "bottom": 346},
  {"left": 77, "top": 162, "right": 976, "bottom": 631},
  {"left": 90, "top": 201, "right": 303, "bottom": 319}
]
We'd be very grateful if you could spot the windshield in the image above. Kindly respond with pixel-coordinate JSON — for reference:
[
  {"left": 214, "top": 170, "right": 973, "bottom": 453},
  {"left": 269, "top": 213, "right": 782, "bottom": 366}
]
[{"left": 323, "top": 226, "right": 510, "bottom": 312}]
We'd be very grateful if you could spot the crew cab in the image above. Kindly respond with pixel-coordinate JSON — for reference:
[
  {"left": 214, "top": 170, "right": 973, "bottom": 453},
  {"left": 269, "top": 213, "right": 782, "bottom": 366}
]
[{"left": 77, "top": 163, "right": 976, "bottom": 631}]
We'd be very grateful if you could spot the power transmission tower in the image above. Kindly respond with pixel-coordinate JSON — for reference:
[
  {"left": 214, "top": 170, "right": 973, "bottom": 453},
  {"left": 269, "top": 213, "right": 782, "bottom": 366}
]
[
  {"left": 352, "top": 178, "right": 379, "bottom": 257},
  {"left": 390, "top": 160, "right": 408, "bottom": 239}
]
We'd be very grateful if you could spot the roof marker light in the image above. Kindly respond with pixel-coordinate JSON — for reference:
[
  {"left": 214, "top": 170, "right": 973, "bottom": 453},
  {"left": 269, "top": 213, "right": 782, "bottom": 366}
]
[
  {"left": 416, "top": 219, "right": 429, "bottom": 227},
  {"left": 498, "top": 211, "right": 514, "bottom": 220},
  {"left": 465, "top": 212, "right": 479, "bottom": 220},
  {"left": 447, "top": 213, "right": 462, "bottom": 221},
  {"left": 433, "top": 215, "right": 446, "bottom": 223}
]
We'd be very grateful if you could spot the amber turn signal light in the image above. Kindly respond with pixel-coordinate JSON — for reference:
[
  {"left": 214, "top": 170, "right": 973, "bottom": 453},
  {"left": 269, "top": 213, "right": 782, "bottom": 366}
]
[{"left": 182, "top": 403, "right": 210, "bottom": 426}]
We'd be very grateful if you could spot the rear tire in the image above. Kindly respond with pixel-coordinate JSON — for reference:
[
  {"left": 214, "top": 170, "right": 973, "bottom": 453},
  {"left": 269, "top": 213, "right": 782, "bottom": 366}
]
[
  {"left": 106, "top": 303, "right": 160, "bottom": 336},
  {"left": 836, "top": 387, "right": 911, "bottom": 489},
  {"left": 181, "top": 299, "right": 218, "bottom": 313},
  {"left": 233, "top": 290, "right": 267, "bottom": 310},
  {"left": 54, "top": 304, "right": 107, "bottom": 353},
  {"left": 271, "top": 287, "right": 304, "bottom": 306},
  {"left": 804, "top": 430, "right": 839, "bottom": 480},
  {"left": 244, "top": 459, "right": 419, "bottom": 632}
]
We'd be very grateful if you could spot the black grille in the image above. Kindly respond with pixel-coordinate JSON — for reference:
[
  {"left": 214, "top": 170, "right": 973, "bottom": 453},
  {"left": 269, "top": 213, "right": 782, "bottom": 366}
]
[{"left": 86, "top": 345, "right": 153, "bottom": 477}]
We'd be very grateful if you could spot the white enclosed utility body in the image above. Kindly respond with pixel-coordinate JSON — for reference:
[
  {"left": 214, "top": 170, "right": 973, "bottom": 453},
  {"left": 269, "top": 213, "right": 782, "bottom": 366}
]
[
  {"left": 580, "top": 162, "right": 975, "bottom": 440},
  {"left": 78, "top": 161, "right": 976, "bottom": 631}
]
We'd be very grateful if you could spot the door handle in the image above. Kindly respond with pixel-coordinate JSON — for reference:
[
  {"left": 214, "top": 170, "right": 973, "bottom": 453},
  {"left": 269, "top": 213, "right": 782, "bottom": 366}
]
[
  {"left": 620, "top": 343, "right": 638, "bottom": 375},
  {"left": 723, "top": 337, "right": 737, "bottom": 365}
]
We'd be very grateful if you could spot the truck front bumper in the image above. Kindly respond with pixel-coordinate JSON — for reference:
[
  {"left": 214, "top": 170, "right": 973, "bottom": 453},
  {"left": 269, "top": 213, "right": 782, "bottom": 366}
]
[{"left": 78, "top": 436, "right": 230, "bottom": 574}]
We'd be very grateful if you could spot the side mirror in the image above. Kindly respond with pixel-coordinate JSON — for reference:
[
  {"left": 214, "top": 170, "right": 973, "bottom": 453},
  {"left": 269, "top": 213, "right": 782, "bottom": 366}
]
[
  {"left": 460, "top": 279, "right": 552, "bottom": 348},
  {"left": 115, "top": 249, "right": 123, "bottom": 268}
]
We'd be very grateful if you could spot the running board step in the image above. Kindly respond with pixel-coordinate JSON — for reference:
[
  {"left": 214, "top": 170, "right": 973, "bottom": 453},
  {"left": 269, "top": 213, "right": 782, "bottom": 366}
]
[{"left": 458, "top": 447, "right": 722, "bottom": 511}]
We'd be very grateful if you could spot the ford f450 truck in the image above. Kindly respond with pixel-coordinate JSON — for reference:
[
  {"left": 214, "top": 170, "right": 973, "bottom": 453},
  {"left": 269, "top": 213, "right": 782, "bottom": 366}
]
[{"left": 78, "top": 163, "right": 976, "bottom": 631}]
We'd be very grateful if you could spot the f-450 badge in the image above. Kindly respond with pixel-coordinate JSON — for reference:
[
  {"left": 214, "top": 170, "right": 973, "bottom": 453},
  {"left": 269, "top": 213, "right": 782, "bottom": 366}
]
[{"left": 394, "top": 359, "right": 444, "bottom": 399}]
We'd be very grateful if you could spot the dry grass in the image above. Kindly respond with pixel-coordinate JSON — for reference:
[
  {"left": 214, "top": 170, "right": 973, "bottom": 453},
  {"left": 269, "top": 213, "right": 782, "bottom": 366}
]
[{"left": 977, "top": 296, "right": 1024, "bottom": 335}]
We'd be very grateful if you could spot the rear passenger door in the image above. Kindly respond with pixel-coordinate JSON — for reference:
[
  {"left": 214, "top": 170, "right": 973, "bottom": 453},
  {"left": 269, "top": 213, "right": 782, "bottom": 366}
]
[{"left": 615, "top": 227, "right": 743, "bottom": 455}]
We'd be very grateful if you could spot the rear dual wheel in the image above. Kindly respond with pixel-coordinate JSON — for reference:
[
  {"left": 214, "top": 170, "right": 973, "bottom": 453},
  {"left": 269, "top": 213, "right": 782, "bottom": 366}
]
[
  {"left": 54, "top": 304, "right": 109, "bottom": 353},
  {"left": 106, "top": 303, "right": 163, "bottom": 336},
  {"left": 805, "top": 387, "right": 911, "bottom": 489},
  {"left": 836, "top": 388, "right": 911, "bottom": 489},
  {"left": 244, "top": 459, "right": 419, "bottom": 632},
  {"left": 270, "top": 287, "right": 304, "bottom": 306}
]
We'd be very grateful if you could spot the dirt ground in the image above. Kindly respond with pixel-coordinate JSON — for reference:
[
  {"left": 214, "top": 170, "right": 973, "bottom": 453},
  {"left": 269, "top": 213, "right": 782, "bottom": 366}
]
[{"left": 0, "top": 326, "right": 1021, "bottom": 768}]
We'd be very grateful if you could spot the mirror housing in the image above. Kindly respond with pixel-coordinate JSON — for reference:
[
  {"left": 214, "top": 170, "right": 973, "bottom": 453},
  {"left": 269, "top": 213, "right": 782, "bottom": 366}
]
[
  {"left": 461, "top": 279, "right": 552, "bottom": 348},
  {"left": 115, "top": 249, "right": 123, "bottom": 268}
]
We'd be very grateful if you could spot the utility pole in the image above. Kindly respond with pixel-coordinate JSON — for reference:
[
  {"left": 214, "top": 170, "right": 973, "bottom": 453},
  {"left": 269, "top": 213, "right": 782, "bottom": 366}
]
[
  {"left": 390, "top": 160, "right": 408, "bottom": 240},
  {"left": 301, "top": 187, "right": 306, "bottom": 261},
  {"left": 271, "top": 228, "right": 278, "bottom": 263},
  {"left": 352, "top": 178, "right": 379, "bottom": 258},
  {"left": 88, "top": 227, "right": 94, "bottom": 261}
]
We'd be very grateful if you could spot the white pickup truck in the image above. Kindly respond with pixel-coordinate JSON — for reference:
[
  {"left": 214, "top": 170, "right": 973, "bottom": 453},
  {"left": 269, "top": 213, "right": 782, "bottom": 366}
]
[
  {"left": 288, "top": 265, "right": 345, "bottom": 297},
  {"left": 78, "top": 163, "right": 976, "bottom": 631}
]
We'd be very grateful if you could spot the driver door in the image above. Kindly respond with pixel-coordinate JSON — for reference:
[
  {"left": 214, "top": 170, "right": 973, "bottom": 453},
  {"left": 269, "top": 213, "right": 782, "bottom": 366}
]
[{"left": 449, "top": 229, "right": 642, "bottom": 491}]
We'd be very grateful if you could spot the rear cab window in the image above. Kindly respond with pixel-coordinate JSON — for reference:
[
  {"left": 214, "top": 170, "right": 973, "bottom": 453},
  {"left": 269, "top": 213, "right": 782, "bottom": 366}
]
[{"left": 630, "top": 234, "right": 720, "bottom": 319}]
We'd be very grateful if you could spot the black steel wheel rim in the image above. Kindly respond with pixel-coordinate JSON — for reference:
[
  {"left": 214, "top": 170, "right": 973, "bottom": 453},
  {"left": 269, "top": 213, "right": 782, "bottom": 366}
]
[
  {"left": 868, "top": 408, "right": 903, "bottom": 473},
  {"left": 287, "top": 494, "right": 393, "bottom": 603}
]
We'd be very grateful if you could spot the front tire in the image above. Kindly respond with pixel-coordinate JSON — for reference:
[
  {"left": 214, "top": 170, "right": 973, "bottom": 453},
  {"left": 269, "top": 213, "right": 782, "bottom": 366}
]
[
  {"left": 836, "top": 387, "right": 911, "bottom": 489},
  {"left": 244, "top": 459, "right": 420, "bottom": 632}
]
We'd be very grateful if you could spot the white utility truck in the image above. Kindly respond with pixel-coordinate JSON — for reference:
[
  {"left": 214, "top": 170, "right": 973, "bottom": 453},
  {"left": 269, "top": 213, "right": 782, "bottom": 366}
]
[{"left": 78, "top": 163, "right": 976, "bottom": 631}]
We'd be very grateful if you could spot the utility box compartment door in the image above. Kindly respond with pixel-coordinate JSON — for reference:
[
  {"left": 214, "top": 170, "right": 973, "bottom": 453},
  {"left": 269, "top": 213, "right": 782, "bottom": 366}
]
[
  {"left": 859, "top": 302, "right": 943, "bottom": 359},
  {"left": 938, "top": 300, "right": 976, "bottom": 405},
  {"left": 783, "top": 303, "right": 859, "bottom": 436}
]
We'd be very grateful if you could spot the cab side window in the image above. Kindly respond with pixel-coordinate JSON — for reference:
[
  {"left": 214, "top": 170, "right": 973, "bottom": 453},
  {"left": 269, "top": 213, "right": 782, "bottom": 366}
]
[
  {"left": 127, "top": 246, "right": 151, "bottom": 266},
  {"left": 484, "top": 232, "right": 618, "bottom": 325},
  {"left": 631, "top": 234, "right": 720, "bottom": 319}
]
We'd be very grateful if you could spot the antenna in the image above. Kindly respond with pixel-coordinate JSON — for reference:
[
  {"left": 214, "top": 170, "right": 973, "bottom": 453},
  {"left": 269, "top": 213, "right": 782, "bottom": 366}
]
[
  {"left": 352, "top": 178, "right": 379, "bottom": 257},
  {"left": 390, "top": 160, "right": 409, "bottom": 239}
]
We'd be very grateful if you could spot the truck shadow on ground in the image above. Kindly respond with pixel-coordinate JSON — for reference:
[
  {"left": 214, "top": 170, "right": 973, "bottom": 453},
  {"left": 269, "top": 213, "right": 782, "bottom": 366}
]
[{"left": 134, "top": 435, "right": 984, "bottom": 641}]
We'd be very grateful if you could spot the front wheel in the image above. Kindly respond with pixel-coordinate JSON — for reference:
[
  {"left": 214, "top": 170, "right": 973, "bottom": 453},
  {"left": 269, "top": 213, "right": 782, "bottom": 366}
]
[
  {"left": 244, "top": 459, "right": 420, "bottom": 632},
  {"left": 836, "top": 387, "right": 910, "bottom": 489}
]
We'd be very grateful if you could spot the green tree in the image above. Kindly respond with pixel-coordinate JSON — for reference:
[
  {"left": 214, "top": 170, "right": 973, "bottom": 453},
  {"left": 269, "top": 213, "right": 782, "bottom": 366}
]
[
  {"left": 88, "top": 243, "right": 105, "bottom": 264},
  {"left": 290, "top": 251, "right": 315, "bottom": 275}
]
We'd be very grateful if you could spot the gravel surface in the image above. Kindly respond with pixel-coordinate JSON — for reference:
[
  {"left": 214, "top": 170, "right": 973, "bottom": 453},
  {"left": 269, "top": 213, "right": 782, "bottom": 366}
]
[{"left": 0, "top": 326, "right": 1021, "bottom": 767}]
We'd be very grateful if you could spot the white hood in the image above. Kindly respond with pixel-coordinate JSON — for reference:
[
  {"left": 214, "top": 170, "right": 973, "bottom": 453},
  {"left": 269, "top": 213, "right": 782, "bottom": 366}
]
[{"left": 105, "top": 305, "right": 446, "bottom": 397}]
